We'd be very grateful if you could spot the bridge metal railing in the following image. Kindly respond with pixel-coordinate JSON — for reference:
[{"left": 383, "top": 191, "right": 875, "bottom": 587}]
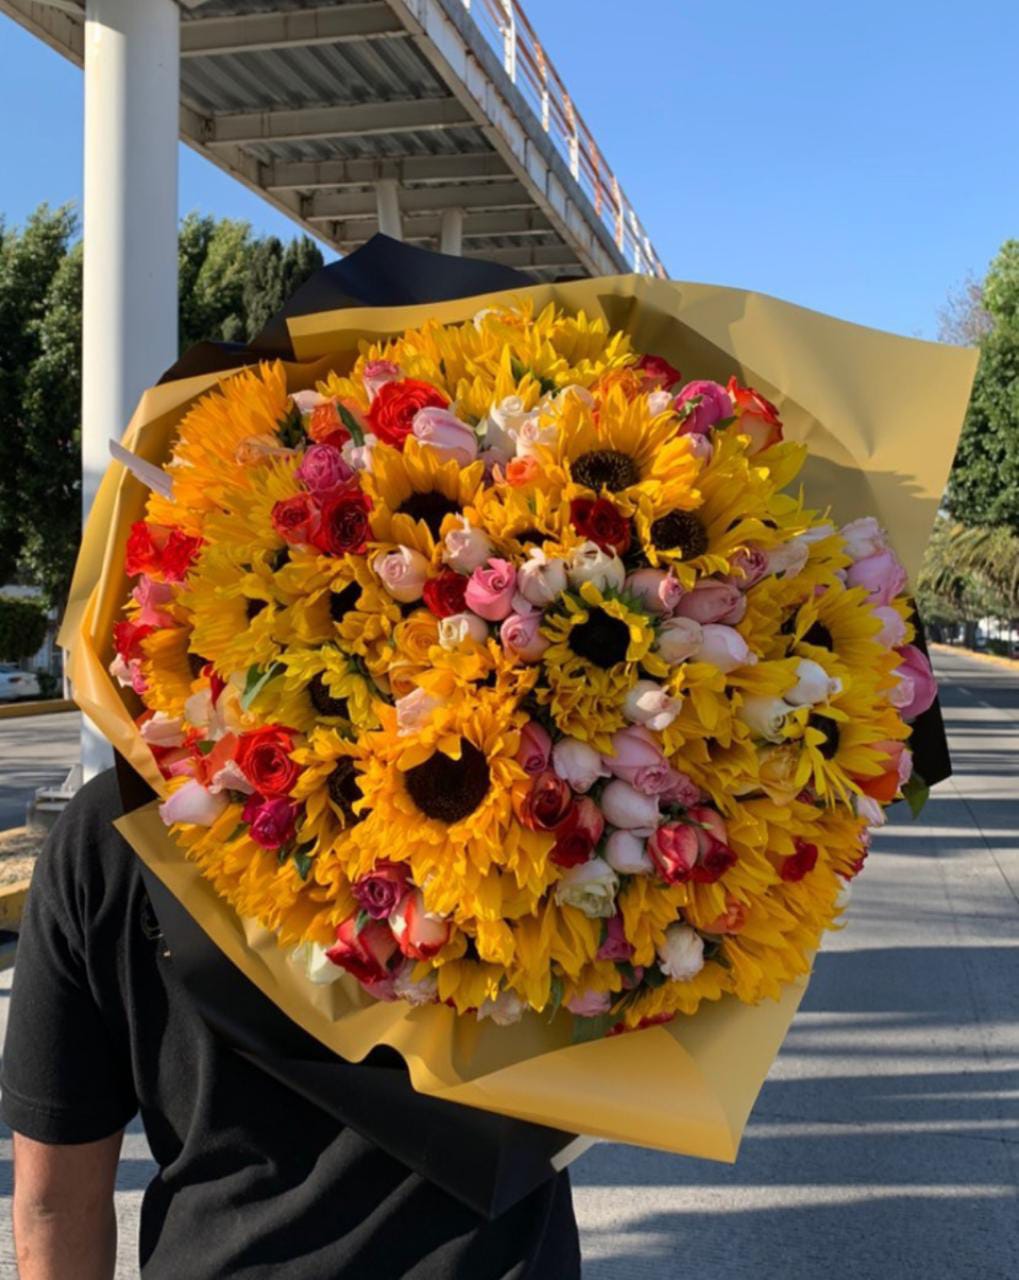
[{"left": 461, "top": 0, "right": 666, "bottom": 278}]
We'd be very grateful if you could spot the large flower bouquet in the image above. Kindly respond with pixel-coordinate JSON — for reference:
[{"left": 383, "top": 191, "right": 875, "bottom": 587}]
[{"left": 109, "top": 301, "right": 937, "bottom": 1038}]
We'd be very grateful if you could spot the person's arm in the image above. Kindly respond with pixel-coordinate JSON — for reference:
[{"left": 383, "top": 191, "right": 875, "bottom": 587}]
[{"left": 12, "top": 1131, "right": 124, "bottom": 1280}]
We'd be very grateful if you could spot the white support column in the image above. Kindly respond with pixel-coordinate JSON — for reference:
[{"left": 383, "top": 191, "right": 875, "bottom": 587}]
[
  {"left": 375, "top": 179, "right": 403, "bottom": 240},
  {"left": 80, "top": 0, "right": 180, "bottom": 780},
  {"left": 439, "top": 207, "right": 464, "bottom": 256}
]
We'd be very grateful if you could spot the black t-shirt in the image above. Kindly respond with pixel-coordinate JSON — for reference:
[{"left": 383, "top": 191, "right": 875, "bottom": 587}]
[{"left": 0, "top": 771, "right": 580, "bottom": 1278}]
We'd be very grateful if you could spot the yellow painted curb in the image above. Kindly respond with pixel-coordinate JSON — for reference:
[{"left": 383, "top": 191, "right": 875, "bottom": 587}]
[
  {"left": 0, "top": 698, "right": 77, "bottom": 721},
  {"left": 931, "top": 642, "right": 1019, "bottom": 673},
  {"left": 0, "top": 879, "right": 31, "bottom": 930}
]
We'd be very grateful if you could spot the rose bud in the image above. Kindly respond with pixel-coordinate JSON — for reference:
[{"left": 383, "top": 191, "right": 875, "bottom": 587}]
[
  {"left": 326, "top": 916, "right": 399, "bottom": 985},
  {"left": 674, "top": 379, "right": 733, "bottom": 434},
  {"left": 439, "top": 611, "right": 489, "bottom": 649},
  {"left": 395, "top": 687, "right": 443, "bottom": 736},
  {"left": 516, "top": 721, "right": 553, "bottom": 775},
  {"left": 550, "top": 797, "right": 605, "bottom": 867},
  {"left": 246, "top": 796, "right": 299, "bottom": 850},
  {"left": 846, "top": 548, "right": 908, "bottom": 607},
  {"left": 840, "top": 516, "right": 889, "bottom": 561},
  {"left": 158, "top": 779, "right": 229, "bottom": 828},
  {"left": 623, "top": 680, "right": 681, "bottom": 731},
  {"left": 389, "top": 889, "right": 451, "bottom": 960},
  {"left": 566, "top": 540, "right": 626, "bottom": 592},
  {"left": 362, "top": 359, "right": 401, "bottom": 400},
  {"left": 465, "top": 558, "right": 517, "bottom": 621},
  {"left": 422, "top": 569, "right": 469, "bottom": 619},
  {"left": 625, "top": 568, "right": 684, "bottom": 616},
  {"left": 517, "top": 769, "right": 573, "bottom": 831},
  {"left": 296, "top": 443, "right": 356, "bottom": 495},
  {"left": 517, "top": 548, "right": 568, "bottom": 608},
  {"left": 602, "top": 725, "right": 672, "bottom": 795},
  {"left": 727, "top": 379, "right": 784, "bottom": 454},
  {"left": 716, "top": 591, "right": 747, "bottom": 625},
  {"left": 373, "top": 546, "right": 431, "bottom": 603},
  {"left": 565, "top": 989, "right": 613, "bottom": 1018},
  {"left": 673, "top": 579, "right": 743, "bottom": 625},
  {"left": 890, "top": 645, "right": 938, "bottom": 720},
  {"left": 655, "top": 616, "right": 703, "bottom": 663},
  {"left": 693, "top": 624, "right": 755, "bottom": 674},
  {"left": 646, "top": 389, "right": 674, "bottom": 416},
  {"left": 725, "top": 545, "right": 769, "bottom": 589},
  {"left": 597, "top": 912, "right": 636, "bottom": 961},
  {"left": 603, "top": 829, "right": 653, "bottom": 875},
  {"left": 657, "top": 922, "right": 705, "bottom": 980},
  {"left": 873, "top": 605, "right": 908, "bottom": 649},
  {"left": 554, "top": 857, "right": 619, "bottom": 918},
  {"left": 352, "top": 861, "right": 411, "bottom": 920},
  {"left": 779, "top": 838, "right": 819, "bottom": 883},
  {"left": 412, "top": 406, "right": 479, "bottom": 466},
  {"left": 647, "top": 823, "right": 699, "bottom": 884},
  {"left": 765, "top": 538, "right": 810, "bottom": 580},
  {"left": 443, "top": 519, "right": 493, "bottom": 574},
  {"left": 737, "top": 694, "right": 795, "bottom": 743},
  {"left": 600, "top": 779, "right": 659, "bottom": 834},
  {"left": 785, "top": 658, "right": 843, "bottom": 707},
  {"left": 685, "top": 804, "right": 728, "bottom": 852},
  {"left": 500, "top": 609, "right": 549, "bottom": 662},
  {"left": 552, "top": 737, "right": 609, "bottom": 793},
  {"left": 658, "top": 769, "right": 702, "bottom": 808}
]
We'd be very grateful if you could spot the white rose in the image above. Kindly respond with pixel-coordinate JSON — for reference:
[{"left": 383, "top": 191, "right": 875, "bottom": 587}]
[
  {"left": 393, "top": 964, "right": 439, "bottom": 1007},
  {"left": 855, "top": 794, "right": 886, "bottom": 827},
  {"left": 517, "top": 548, "right": 568, "bottom": 608},
  {"left": 482, "top": 394, "right": 532, "bottom": 454},
  {"left": 737, "top": 694, "right": 795, "bottom": 742},
  {"left": 623, "top": 679, "right": 681, "bottom": 731},
  {"left": 600, "top": 780, "right": 659, "bottom": 834},
  {"left": 373, "top": 546, "right": 430, "bottom": 603},
  {"left": 657, "top": 923, "right": 705, "bottom": 980},
  {"left": 298, "top": 941, "right": 346, "bottom": 986},
  {"left": 765, "top": 538, "right": 809, "bottom": 580},
  {"left": 477, "top": 989, "right": 526, "bottom": 1026},
  {"left": 514, "top": 415, "right": 556, "bottom": 458},
  {"left": 342, "top": 431, "right": 377, "bottom": 474},
  {"left": 603, "top": 829, "right": 653, "bottom": 875},
  {"left": 655, "top": 616, "right": 703, "bottom": 663},
  {"left": 840, "top": 516, "right": 888, "bottom": 561},
  {"left": 785, "top": 658, "right": 843, "bottom": 707},
  {"left": 443, "top": 519, "right": 493, "bottom": 574},
  {"left": 552, "top": 738, "right": 609, "bottom": 793},
  {"left": 396, "top": 687, "right": 443, "bottom": 735},
  {"left": 439, "top": 611, "right": 489, "bottom": 649},
  {"left": 646, "top": 389, "right": 674, "bottom": 415},
  {"left": 141, "top": 711, "right": 185, "bottom": 748},
  {"left": 566, "top": 542, "right": 626, "bottom": 592},
  {"left": 554, "top": 857, "right": 620, "bottom": 919}
]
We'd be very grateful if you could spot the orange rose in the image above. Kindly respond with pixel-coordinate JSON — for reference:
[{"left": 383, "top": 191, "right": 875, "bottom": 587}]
[
  {"left": 505, "top": 456, "right": 539, "bottom": 487},
  {"left": 727, "top": 377, "right": 784, "bottom": 454}
]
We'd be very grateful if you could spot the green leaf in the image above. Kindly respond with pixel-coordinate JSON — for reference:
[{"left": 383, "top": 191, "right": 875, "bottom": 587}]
[
  {"left": 277, "top": 404, "right": 307, "bottom": 449},
  {"left": 226, "top": 823, "right": 248, "bottom": 843},
  {"left": 196, "top": 739, "right": 215, "bottom": 755},
  {"left": 292, "top": 848, "right": 314, "bottom": 880},
  {"left": 902, "top": 772, "right": 930, "bottom": 820},
  {"left": 336, "top": 401, "right": 364, "bottom": 447},
  {"left": 241, "top": 661, "right": 283, "bottom": 711},
  {"left": 570, "top": 1011, "right": 617, "bottom": 1044},
  {"left": 354, "top": 909, "right": 373, "bottom": 934},
  {"left": 545, "top": 974, "right": 565, "bottom": 1023}
]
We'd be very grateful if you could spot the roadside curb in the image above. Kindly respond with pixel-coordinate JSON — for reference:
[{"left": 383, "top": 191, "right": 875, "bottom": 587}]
[{"left": 931, "top": 642, "right": 1019, "bottom": 673}]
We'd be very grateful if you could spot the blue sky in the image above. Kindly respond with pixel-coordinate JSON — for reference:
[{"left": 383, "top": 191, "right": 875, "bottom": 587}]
[{"left": 1, "top": 0, "right": 1015, "bottom": 339}]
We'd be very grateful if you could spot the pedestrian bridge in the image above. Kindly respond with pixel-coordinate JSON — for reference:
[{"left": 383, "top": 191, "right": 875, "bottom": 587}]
[{"left": 3, "top": 0, "right": 664, "bottom": 281}]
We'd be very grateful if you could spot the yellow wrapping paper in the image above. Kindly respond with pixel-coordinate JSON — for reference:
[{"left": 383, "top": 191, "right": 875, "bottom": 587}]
[{"left": 63, "top": 275, "right": 978, "bottom": 1163}]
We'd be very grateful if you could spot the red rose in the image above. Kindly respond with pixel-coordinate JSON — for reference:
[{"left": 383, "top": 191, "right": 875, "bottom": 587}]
[
  {"left": 422, "top": 570, "right": 469, "bottom": 618},
  {"left": 689, "top": 837, "right": 738, "bottom": 884},
  {"left": 550, "top": 796, "right": 605, "bottom": 867},
  {"left": 312, "top": 489, "right": 372, "bottom": 557},
  {"left": 367, "top": 379, "right": 449, "bottom": 449},
  {"left": 636, "top": 354, "right": 682, "bottom": 390},
  {"left": 647, "top": 822, "right": 699, "bottom": 884},
  {"left": 390, "top": 889, "right": 451, "bottom": 961},
  {"left": 352, "top": 862, "right": 411, "bottom": 920},
  {"left": 125, "top": 522, "right": 161, "bottom": 576},
  {"left": 160, "top": 529, "right": 204, "bottom": 581},
  {"left": 307, "top": 399, "right": 351, "bottom": 447},
  {"left": 516, "top": 769, "right": 573, "bottom": 831},
  {"left": 272, "top": 493, "right": 320, "bottom": 545},
  {"left": 326, "top": 916, "right": 399, "bottom": 984},
  {"left": 243, "top": 795, "right": 299, "bottom": 850},
  {"left": 113, "top": 619, "right": 154, "bottom": 661},
  {"left": 570, "top": 497, "right": 631, "bottom": 555},
  {"left": 780, "top": 838, "right": 819, "bottom": 882},
  {"left": 236, "top": 726, "right": 301, "bottom": 797}
]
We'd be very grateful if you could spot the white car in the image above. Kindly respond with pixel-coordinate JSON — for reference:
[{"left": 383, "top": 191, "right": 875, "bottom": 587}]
[{"left": 0, "top": 663, "right": 42, "bottom": 701}]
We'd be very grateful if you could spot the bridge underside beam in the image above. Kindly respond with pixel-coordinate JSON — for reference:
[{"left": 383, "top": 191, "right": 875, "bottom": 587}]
[
  {"left": 327, "top": 207, "right": 554, "bottom": 247},
  {"left": 181, "top": 3, "right": 405, "bottom": 57}
]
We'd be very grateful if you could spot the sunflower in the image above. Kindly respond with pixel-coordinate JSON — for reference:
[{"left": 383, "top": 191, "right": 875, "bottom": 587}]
[
  {"left": 539, "top": 582, "right": 661, "bottom": 750},
  {"left": 179, "top": 545, "right": 284, "bottom": 679},
  {"left": 139, "top": 625, "right": 197, "bottom": 717},
  {"left": 254, "top": 644, "right": 380, "bottom": 736},
  {"left": 365, "top": 438, "right": 486, "bottom": 560},
  {"left": 291, "top": 726, "right": 371, "bottom": 866}
]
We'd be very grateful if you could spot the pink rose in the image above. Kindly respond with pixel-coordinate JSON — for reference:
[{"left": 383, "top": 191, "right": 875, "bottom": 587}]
[
  {"left": 603, "top": 725, "right": 673, "bottom": 796},
  {"left": 158, "top": 780, "right": 228, "bottom": 828},
  {"left": 673, "top": 579, "right": 744, "bottom": 625},
  {"left": 658, "top": 770, "right": 702, "bottom": 808},
  {"left": 552, "top": 737, "right": 609, "bottom": 792},
  {"left": 442, "top": 520, "right": 493, "bottom": 573},
  {"left": 352, "top": 862, "right": 411, "bottom": 920},
  {"left": 597, "top": 913, "right": 635, "bottom": 961},
  {"left": 517, "top": 721, "right": 552, "bottom": 775},
  {"left": 600, "top": 780, "right": 659, "bottom": 834},
  {"left": 390, "top": 890, "right": 450, "bottom": 961},
  {"left": 873, "top": 605, "right": 908, "bottom": 649},
  {"left": 622, "top": 680, "right": 680, "bottom": 730},
  {"left": 565, "top": 989, "right": 613, "bottom": 1018},
  {"left": 412, "top": 407, "right": 479, "bottom": 466},
  {"left": 466, "top": 558, "right": 518, "bottom": 621},
  {"left": 686, "top": 433, "right": 714, "bottom": 462},
  {"left": 647, "top": 823, "right": 699, "bottom": 884},
  {"left": 655, "top": 616, "right": 703, "bottom": 663},
  {"left": 693, "top": 624, "right": 755, "bottom": 674},
  {"left": 245, "top": 795, "right": 299, "bottom": 850},
  {"left": 362, "top": 359, "right": 402, "bottom": 400},
  {"left": 603, "top": 829, "right": 653, "bottom": 875},
  {"left": 846, "top": 549, "right": 908, "bottom": 607},
  {"left": 686, "top": 805, "right": 728, "bottom": 854},
  {"left": 624, "top": 568, "right": 684, "bottom": 616},
  {"left": 132, "top": 575, "right": 175, "bottom": 627},
  {"left": 840, "top": 516, "right": 888, "bottom": 561},
  {"left": 725, "top": 546, "right": 769, "bottom": 589},
  {"left": 374, "top": 547, "right": 430, "bottom": 602},
  {"left": 296, "top": 443, "right": 356, "bottom": 495},
  {"left": 890, "top": 645, "right": 937, "bottom": 720},
  {"left": 326, "top": 916, "right": 399, "bottom": 985},
  {"left": 500, "top": 610, "right": 549, "bottom": 662},
  {"left": 674, "top": 380, "right": 733, "bottom": 435}
]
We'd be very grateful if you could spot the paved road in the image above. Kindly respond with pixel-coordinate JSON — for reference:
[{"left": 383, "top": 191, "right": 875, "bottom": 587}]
[
  {"left": 0, "top": 711, "right": 80, "bottom": 831},
  {"left": 1, "top": 650, "right": 1016, "bottom": 1277}
]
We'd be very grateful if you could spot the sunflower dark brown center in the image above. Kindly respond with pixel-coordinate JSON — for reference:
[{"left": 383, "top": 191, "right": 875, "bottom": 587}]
[
  {"left": 187, "top": 652, "right": 210, "bottom": 679},
  {"left": 245, "top": 597, "right": 268, "bottom": 622},
  {"left": 329, "top": 581, "right": 362, "bottom": 622},
  {"left": 270, "top": 546, "right": 290, "bottom": 573},
  {"left": 650, "top": 510, "right": 709, "bottom": 559},
  {"left": 513, "top": 526, "right": 545, "bottom": 546},
  {"left": 404, "top": 740, "right": 491, "bottom": 824},
  {"left": 810, "top": 714, "right": 841, "bottom": 760},
  {"left": 327, "top": 757, "right": 364, "bottom": 823},
  {"left": 568, "top": 608, "right": 631, "bottom": 669},
  {"left": 397, "top": 491, "right": 461, "bottom": 540},
  {"left": 572, "top": 449, "right": 640, "bottom": 493},
  {"left": 309, "top": 672, "right": 348, "bottom": 718},
  {"left": 801, "top": 621, "right": 834, "bottom": 650}
]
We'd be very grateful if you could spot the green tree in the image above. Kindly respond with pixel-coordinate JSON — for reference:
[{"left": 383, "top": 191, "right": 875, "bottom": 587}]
[
  {"left": 944, "top": 241, "right": 1019, "bottom": 530},
  {"left": 0, "top": 596, "right": 49, "bottom": 661}
]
